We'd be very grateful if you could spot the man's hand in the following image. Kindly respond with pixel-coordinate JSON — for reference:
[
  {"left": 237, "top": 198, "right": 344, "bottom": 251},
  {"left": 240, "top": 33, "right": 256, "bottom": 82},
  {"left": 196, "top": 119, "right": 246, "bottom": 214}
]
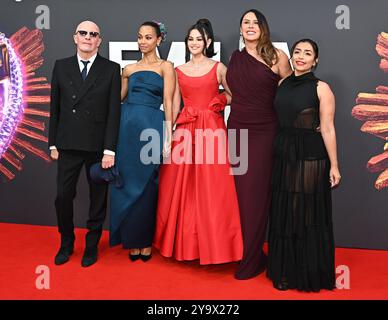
[
  {"left": 50, "top": 149, "right": 59, "bottom": 160},
  {"left": 102, "top": 154, "right": 115, "bottom": 169}
]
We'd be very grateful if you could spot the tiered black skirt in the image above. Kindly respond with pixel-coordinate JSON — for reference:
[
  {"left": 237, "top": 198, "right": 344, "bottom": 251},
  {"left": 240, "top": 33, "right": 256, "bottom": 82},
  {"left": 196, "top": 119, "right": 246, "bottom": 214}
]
[{"left": 267, "top": 128, "right": 336, "bottom": 292}]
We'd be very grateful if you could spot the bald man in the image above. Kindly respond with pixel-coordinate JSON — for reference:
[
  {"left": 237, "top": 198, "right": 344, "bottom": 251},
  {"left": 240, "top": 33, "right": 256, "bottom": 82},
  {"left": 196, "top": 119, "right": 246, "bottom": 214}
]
[{"left": 48, "top": 21, "right": 121, "bottom": 267}]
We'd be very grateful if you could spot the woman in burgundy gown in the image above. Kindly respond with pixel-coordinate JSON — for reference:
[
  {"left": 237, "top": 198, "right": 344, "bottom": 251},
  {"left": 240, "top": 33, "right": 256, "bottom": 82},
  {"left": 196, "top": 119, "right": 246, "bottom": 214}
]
[
  {"left": 226, "top": 9, "right": 291, "bottom": 279},
  {"left": 154, "top": 19, "right": 243, "bottom": 265}
]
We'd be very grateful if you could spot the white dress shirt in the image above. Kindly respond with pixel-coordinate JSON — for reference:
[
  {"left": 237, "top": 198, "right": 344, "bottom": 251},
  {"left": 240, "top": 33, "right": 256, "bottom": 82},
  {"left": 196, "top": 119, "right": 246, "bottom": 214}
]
[
  {"left": 77, "top": 53, "right": 97, "bottom": 77},
  {"left": 50, "top": 53, "right": 115, "bottom": 156}
]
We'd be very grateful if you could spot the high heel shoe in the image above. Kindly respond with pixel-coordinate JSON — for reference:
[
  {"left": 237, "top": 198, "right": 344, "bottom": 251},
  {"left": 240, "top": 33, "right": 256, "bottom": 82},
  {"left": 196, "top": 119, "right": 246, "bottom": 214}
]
[
  {"left": 140, "top": 253, "right": 152, "bottom": 262},
  {"left": 129, "top": 250, "right": 141, "bottom": 261},
  {"left": 274, "top": 282, "right": 289, "bottom": 291},
  {"left": 274, "top": 278, "right": 289, "bottom": 291}
]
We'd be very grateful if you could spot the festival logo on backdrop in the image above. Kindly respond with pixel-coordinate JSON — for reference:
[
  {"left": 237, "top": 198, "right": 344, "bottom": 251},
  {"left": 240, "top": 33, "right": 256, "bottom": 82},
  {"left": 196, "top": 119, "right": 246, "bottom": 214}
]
[
  {"left": 0, "top": 27, "right": 50, "bottom": 181},
  {"left": 352, "top": 32, "right": 388, "bottom": 190}
]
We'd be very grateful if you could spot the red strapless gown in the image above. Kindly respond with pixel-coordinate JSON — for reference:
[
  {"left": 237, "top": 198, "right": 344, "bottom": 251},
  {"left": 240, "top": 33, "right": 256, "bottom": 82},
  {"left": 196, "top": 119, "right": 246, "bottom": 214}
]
[{"left": 153, "top": 62, "right": 243, "bottom": 265}]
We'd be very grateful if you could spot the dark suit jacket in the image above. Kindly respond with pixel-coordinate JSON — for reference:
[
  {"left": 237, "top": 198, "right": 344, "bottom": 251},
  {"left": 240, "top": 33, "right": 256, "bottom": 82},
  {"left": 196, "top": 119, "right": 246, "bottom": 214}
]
[{"left": 48, "top": 54, "right": 121, "bottom": 152}]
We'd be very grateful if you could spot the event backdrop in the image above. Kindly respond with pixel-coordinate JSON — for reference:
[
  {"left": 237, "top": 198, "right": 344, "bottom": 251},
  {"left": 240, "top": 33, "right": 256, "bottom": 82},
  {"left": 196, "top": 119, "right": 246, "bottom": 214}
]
[{"left": 0, "top": 0, "right": 387, "bottom": 250}]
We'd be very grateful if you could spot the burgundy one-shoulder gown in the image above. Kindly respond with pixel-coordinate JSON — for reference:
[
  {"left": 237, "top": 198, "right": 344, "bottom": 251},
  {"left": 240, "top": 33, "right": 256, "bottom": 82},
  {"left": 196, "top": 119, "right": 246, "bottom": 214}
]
[{"left": 226, "top": 48, "right": 280, "bottom": 280}]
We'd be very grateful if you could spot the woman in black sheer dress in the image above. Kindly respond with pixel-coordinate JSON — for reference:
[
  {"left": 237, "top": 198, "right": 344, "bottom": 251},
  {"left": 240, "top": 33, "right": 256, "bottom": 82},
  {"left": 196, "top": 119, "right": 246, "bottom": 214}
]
[{"left": 267, "top": 39, "right": 341, "bottom": 292}]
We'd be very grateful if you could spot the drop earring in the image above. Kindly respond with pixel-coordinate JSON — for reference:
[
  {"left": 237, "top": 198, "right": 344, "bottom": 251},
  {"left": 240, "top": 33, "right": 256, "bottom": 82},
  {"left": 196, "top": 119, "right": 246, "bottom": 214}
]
[{"left": 239, "top": 32, "right": 245, "bottom": 52}]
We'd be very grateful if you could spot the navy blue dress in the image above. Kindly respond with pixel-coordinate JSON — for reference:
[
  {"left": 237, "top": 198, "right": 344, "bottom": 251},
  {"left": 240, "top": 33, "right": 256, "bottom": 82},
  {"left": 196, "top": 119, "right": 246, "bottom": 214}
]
[{"left": 110, "top": 71, "right": 164, "bottom": 248}]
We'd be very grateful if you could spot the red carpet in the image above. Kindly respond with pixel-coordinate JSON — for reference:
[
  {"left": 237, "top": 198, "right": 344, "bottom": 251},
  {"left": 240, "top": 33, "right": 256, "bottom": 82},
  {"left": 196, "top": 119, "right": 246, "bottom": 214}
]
[{"left": 0, "top": 222, "right": 387, "bottom": 300}]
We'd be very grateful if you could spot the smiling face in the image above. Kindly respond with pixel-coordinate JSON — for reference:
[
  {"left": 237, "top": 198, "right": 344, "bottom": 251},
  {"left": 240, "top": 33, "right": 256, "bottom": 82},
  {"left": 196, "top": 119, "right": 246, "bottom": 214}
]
[
  {"left": 187, "top": 28, "right": 209, "bottom": 56},
  {"left": 291, "top": 41, "right": 318, "bottom": 73},
  {"left": 240, "top": 11, "right": 261, "bottom": 42},
  {"left": 138, "top": 25, "right": 161, "bottom": 54},
  {"left": 73, "top": 21, "right": 102, "bottom": 56}
]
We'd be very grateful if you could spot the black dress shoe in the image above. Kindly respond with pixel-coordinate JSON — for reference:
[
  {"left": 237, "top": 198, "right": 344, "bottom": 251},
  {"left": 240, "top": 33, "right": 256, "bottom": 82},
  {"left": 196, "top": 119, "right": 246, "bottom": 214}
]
[
  {"left": 274, "top": 281, "right": 289, "bottom": 291},
  {"left": 54, "top": 246, "right": 74, "bottom": 265},
  {"left": 140, "top": 253, "right": 152, "bottom": 262},
  {"left": 129, "top": 252, "right": 141, "bottom": 261},
  {"left": 81, "top": 247, "right": 98, "bottom": 267}
]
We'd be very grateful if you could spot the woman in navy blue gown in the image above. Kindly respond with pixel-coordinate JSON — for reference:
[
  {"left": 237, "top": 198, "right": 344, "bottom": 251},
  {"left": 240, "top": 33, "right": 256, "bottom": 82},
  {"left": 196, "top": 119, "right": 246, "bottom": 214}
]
[{"left": 110, "top": 21, "right": 175, "bottom": 261}]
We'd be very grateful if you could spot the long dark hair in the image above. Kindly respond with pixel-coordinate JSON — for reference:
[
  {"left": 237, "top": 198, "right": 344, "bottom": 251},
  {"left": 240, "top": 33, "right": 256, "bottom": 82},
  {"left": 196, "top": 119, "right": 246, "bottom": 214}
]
[
  {"left": 240, "top": 9, "right": 278, "bottom": 67},
  {"left": 291, "top": 38, "right": 319, "bottom": 70},
  {"left": 185, "top": 18, "right": 216, "bottom": 60}
]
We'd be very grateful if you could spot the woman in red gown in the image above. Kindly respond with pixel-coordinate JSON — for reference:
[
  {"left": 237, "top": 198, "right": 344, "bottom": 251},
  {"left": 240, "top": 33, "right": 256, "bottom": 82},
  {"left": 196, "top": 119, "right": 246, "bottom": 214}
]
[{"left": 154, "top": 19, "right": 243, "bottom": 265}]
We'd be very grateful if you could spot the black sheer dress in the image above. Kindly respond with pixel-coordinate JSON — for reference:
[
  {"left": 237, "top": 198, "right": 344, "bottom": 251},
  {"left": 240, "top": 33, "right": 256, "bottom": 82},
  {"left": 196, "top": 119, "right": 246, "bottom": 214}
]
[{"left": 267, "top": 72, "right": 336, "bottom": 292}]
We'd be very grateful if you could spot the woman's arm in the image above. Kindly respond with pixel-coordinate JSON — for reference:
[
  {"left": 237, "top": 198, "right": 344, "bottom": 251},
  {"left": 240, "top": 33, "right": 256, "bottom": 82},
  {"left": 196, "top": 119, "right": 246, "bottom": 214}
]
[
  {"left": 318, "top": 81, "right": 341, "bottom": 187},
  {"left": 162, "top": 61, "right": 176, "bottom": 157},
  {"left": 172, "top": 70, "right": 181, "bottom": 124},
  {"left": 275, "top": 49, "right": 292, "bottom": 79},
  {"left": 217, "top": 62, "right": 232, "bottom": 104},
  {"left": 120, "top": 65, "right": 132, "bottom": 102}
]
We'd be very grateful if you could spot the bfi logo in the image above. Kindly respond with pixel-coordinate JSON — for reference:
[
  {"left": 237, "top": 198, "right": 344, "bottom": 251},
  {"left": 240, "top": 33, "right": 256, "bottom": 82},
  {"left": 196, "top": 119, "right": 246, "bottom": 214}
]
[
  {"left": 108, "top": 41, "right": 291, "bottom": 69},
  {"left": 108, "top": 41, "right": 290, "bottom": 121}
]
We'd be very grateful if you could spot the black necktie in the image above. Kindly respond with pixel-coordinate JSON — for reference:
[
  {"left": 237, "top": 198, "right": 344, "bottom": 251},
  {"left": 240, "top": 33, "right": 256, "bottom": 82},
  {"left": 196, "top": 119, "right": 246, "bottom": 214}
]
[{"left": 81, "top": 60, "right": 90, "bottom": 81}]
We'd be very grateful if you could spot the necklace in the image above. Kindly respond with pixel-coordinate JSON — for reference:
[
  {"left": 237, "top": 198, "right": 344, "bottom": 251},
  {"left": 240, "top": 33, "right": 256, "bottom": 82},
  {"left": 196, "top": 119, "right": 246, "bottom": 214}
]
[{"left": 190, "top": 59, "right": 210, "bottom": 69}]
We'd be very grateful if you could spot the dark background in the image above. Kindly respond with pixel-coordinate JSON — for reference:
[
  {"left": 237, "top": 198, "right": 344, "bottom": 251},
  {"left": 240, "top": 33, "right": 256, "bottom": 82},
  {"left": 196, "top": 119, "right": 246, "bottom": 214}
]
[{"left": 0, "top": 0, "right": 387, "bottom": 249}]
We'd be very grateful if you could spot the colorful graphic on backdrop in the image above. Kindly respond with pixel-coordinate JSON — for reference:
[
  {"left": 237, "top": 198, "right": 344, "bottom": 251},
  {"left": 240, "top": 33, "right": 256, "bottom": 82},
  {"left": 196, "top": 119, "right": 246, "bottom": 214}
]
[
  {"left": 352, "top": 32, "right": 388, "bottom": 190},
  {"left": 0, "top": 27, "right": 50, "bottom": 181}
]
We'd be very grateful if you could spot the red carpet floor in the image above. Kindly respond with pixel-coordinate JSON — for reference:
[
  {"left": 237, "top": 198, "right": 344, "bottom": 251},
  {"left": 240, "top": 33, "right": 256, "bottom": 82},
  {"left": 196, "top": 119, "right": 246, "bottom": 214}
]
[{"left": 0, "top": 223, "right": 387, "bottom": 300}]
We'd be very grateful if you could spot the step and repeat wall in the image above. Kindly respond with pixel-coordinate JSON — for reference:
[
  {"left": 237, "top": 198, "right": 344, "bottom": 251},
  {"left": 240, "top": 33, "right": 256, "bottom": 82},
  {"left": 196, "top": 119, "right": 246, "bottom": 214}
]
[{"left": 0, "top": 0, "right": 387, "bottom": 249}]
